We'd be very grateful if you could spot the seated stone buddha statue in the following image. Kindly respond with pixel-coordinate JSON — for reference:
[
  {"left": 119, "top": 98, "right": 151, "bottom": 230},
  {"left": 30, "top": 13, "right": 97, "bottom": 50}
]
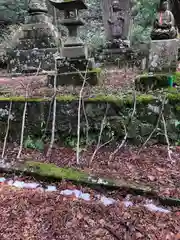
[{"left": 151, "top": 1, "right": 177, "bottom": 40}]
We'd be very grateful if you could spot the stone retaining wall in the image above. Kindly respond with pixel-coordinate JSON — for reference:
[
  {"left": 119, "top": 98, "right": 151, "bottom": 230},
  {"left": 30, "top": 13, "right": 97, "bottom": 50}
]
[{"left": 0, "top": 93, "right": 179, "bottom": 145}]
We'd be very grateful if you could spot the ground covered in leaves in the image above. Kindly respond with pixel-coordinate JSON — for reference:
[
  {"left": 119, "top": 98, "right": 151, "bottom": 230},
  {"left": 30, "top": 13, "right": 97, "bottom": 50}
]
[
  {"left": 0, "top": 185, "right": 179, "bottom": 240},
  {"left": 24, "top": 145, "right": 180, "bottom": 199},
  {"left": 2, "top": 144, "right": 180, "bottom": 199},
  {"left": 0, "top": 67, "right": 137, "bottom": 97}
]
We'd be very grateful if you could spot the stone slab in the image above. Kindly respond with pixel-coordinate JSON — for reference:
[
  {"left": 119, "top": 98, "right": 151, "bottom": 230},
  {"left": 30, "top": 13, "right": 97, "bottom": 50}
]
[
  {"left": 57, "top": 58, "right": 95, "bottom": 72},
  {"left": 8, "top": 48, "right": 58, "bottom": 74},
  {"left": 148, "top": 39, "right": 179, "bottom": 73},
  {"left": 47, "top": 69, "right": 100, "bottom": 86},
  {"left": 61, "top": 46, "right": 88, "bottom": 58}
]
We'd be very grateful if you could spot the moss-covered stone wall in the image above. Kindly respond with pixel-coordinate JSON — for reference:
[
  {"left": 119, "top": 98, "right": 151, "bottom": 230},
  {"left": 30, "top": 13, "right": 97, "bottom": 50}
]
[{"left": 0, "top": 93, "right": 180, "bottom": 145}]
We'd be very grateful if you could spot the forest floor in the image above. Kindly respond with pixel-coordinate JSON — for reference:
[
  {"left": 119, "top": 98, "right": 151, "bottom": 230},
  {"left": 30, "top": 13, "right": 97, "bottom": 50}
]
[
  {"left": 0, "top": 181, "right": 180, "bottom": 240},
  {"left": 1, "top": 144, "right": 180, "bottom": 199},
  {"left": 0, "top": 67, "right": 137, "bottom": 97}
]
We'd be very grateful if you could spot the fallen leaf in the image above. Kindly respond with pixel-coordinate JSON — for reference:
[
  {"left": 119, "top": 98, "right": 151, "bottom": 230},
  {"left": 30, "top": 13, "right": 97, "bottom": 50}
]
[
  {"left": 136, "top": 232, "right": 143, "bottom": 239},
  {"left": 148, "top": 175, "right": 155, "bottom": 181}
]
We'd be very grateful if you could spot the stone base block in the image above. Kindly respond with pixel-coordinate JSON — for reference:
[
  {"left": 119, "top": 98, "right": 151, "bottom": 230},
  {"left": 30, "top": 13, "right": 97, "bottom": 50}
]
[
  {"left": 57, "top": 57, "right": 95, "bottom": 72},
  {"left": 7, "top": 48, "right": 58, "bottom": 74},
  {"left": 62, "top": 46, "right": 88, "bottom": 58},
  {"left": 148, "top": 39, "right": 179, "bottom": 73},
  {"left": 47, "top": 68, "right": 101, "bottom": 86},
  {"left": 135, "top": 73, "right": 173, "bottom": 92}
]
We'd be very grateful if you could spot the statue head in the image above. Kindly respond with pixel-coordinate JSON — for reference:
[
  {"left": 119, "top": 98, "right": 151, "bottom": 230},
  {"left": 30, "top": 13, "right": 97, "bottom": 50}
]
[
  {"left": 112, "top": 0, "right": 121, "bottom": 12},
  {"left": 28, "top": 0, "right": 48, "bottom": 14},
  {"left": 160, "top": 1, "right": 168, "bottom": 11}
]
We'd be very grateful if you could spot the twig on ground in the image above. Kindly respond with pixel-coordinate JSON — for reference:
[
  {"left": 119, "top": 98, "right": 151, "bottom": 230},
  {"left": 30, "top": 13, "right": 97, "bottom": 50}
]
[
  {"left": 162, "top": 114, "right": 173, "bottom": 161},
  {"left": 103, "top": 225, "right": 121, "bottom": 240},
  {"left": 138, "top": 96, "right": 166, "bottom": 155},
  {"left": 1, "top": 101, "right": 12, "bottom": 161}
]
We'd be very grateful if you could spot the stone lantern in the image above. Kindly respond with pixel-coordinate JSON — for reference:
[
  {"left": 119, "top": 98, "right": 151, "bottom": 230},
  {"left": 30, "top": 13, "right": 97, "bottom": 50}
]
[
  {"left": 48, "top": 0, "right": 100, "bottom": 86},
  {"left": 7, "top": 0, "right": 60, "bottom": 74}
]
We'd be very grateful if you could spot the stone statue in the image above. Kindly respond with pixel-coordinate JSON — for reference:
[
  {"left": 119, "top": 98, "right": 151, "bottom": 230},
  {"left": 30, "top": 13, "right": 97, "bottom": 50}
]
[
  {"left": 151, "top": 1, "right": 177, "bottom": 40},
  {"left": 108, "top": 0, "right": 125, "bottom": 39},
  {"left": 28, "top": 0, "right": 48, "bottom": 14}
]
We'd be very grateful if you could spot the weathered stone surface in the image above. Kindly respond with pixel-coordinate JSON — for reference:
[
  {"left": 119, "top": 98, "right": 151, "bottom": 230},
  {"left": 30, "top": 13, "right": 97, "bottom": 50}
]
[
  {"left": 0, "top": 93, "right": 179, "bottom": 144},
  {"left": 148, "top": 39, "right": 179, "bottom": 73},
  {"left": 47, "top": 69, "right": 100, "bottom": 86},
  {"left": 49, "top": 0, "right": 98, "bottom": 86},
  {"left": 135, "top": 74, "right": 172, "bottom": 92},
  {"left": 151, "top": 1, "right": 177, "bottom": 41},
  {"left": 101, "top": 0, "right": 132, "bottom": 41},
  {"left": 7, "top": 0, "right": 60, "bottom": 74},
  {"left": 8, "top": 48, "right": 58, "bottom": 73}
]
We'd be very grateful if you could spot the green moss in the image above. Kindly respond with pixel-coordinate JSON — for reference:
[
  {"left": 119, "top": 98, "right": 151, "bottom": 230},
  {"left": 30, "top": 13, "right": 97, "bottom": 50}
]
[
  {"left": 137, "top": 72, "right": 180, "bottom": 86},
  {"left": 59, "top": 68, "right": 101, "bottom": 75},
  {"left": 25, "top": 161, "right": 115, "bottom": 186},
  {"left": 0, "top": 96, "right": 49, "bottom": 102},
  {"left": 0, "top": 91, "right": 179, "bottom": 106},
  {"left": 56, "top": 95, "right": 77, "bottom": 102},
  {"left": 167, "top": 93, "right": 180, "bottom": 101},
  {"left": 89, "top": 68, "right": 101, "bottom": 73},
  {"left": 175, "top": 72, "right": 180, "bottom": 85},
  {"left": 175, "top": 105, "right": 180, "bottom": 111},
  {"left": 26, "top": 161, "right": 88, "bottom": 181},
  {"left": 87, "top": 94, "right": 155, "bottom": 105},
  {"left": 23, "top": 161, "right": 151, "bottom": 192}
]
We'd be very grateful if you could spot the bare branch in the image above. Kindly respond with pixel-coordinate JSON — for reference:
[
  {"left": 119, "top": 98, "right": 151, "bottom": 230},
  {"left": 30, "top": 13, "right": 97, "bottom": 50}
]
[
  {"left": 162, "top": 114, "right": 173, "bottom": 162},
  {"left": 109, "top": 88, "right": 137, "bottom": 161},
  {"left": 17, "top": 63, "right": 41, "bottom": 159},
  {"left": 1, "top": 101, "right": 12, "bottom": 161},
  {"left": 74, "top": 63, "right": 89, "bottom": 165},
  {"left": 46, "top": 60, "right": 57, "bottom": 157},
  {"left": 46, "top": 7, "right": 60, "bottom": 157},
  {"left": 89, "top": 104, "right": 114, "bottom": 165},
  {"left": 138, "top": 96, "right": 166, "bottom": 154}
]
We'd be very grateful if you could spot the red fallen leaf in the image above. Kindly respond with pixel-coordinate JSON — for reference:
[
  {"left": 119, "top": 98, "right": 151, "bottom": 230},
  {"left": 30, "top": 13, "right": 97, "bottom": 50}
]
[
  {"left": 175, "top": 146, "right": 180, "bottom": 152},
  {"left": 175, "top": 233, "right": 180, "bottom": 240},
  {"left": 175, "top": 212, "right": 180, "bottom": 217},
  {"left": 164, "top": 232, "right": 175, "bottom": 240},
  {"left": 136, "top": 232, "right": 143, "bottom": 239},
  {"left": 156, "top": 167, "right": 165, "bottom": 172},
  {"left": 148, "top": 175, "right": 156, "bottom": 181}
]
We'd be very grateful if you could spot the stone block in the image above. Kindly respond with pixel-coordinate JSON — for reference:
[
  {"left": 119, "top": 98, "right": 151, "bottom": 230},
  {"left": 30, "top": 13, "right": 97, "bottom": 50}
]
[
  {"left": 8, "top": 48, "right": 58, "bottom": 73},
  {"left": 135, "top": 74, "right": 170, "bottom": 92},
  {"left": 57, "top": 58, "right": 95, "bottom": 72},
  {"left": 61, "top": 46, "right": 88, "bottom": 58},
  {"left": 148, "top": 39, "right": 179, "bottom": 73},
  {"left": 47, "top": 69, "right": 101, "bottom": 86}
]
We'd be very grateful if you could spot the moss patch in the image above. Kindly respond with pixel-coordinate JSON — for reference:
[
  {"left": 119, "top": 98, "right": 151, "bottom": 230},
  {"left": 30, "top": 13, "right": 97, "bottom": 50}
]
[
  {"left": 10, "top": 160, "right": 152, "bottom": 193},
  {"left": 26, "top": 161, "right": 88, "bottom": 181}
]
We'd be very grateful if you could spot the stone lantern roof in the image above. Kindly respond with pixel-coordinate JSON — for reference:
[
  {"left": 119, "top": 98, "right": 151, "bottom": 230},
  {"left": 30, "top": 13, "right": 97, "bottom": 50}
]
[{"left": 48, "top": 0, "right": 87, "bottom": 10}]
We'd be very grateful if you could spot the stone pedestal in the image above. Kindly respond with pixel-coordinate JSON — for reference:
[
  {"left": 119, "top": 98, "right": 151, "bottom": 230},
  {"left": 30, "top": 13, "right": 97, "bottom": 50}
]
[
  {"left": 148, "top": 39, "right": 179, "bottom": 73},
  {"left": 48, "top": 0, "right": 100, "bottom": 86},
  {"left": 7, "top": 0, "right": 59, "bottom": 74}
]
